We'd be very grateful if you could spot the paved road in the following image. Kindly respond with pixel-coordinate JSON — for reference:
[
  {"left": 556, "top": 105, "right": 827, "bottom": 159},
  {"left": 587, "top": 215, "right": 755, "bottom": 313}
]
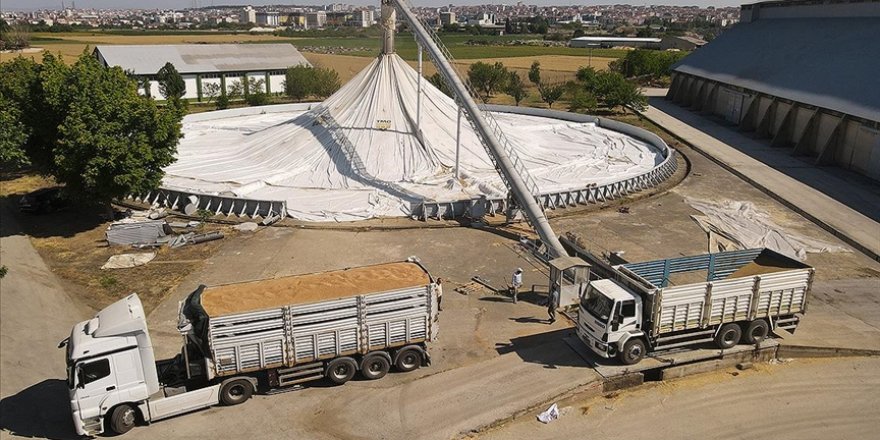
[
  {"left": 477, "top": 357, "right": 880, "bottom": 440},
  {"left": 640, "top": 97, "right": 880, "bottom": 260},
  {"left": 0, "top": 201, "right": 90, "bottom": 439}
]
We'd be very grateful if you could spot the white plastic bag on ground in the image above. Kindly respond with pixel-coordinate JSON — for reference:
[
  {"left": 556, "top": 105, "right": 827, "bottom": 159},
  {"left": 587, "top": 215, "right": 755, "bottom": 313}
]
[{"left": 537, "top": 403, "right": 560, "bottom": 424}]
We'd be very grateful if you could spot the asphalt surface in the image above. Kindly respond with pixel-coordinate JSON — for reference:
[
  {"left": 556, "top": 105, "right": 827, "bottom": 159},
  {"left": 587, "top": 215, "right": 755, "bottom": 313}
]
[{"left": 0, "top": 201, "right": 90, "bottom": 439}]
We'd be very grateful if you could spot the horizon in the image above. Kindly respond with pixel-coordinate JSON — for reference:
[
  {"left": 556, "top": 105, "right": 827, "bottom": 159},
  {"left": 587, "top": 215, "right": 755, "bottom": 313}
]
[{"left": 2, "top": 1, "right": 745, "bottom": 13}]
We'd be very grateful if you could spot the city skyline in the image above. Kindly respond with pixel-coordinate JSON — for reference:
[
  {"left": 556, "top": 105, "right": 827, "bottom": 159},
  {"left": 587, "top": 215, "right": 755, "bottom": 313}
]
[{"left": 2, "top": 1, "right": 746, "bottom": 12}]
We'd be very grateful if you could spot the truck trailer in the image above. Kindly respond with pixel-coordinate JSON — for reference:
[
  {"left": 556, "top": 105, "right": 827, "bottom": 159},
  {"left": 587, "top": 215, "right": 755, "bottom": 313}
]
[
  {"left": 60, "top": 259, "right": 439, "bottom": 436},
  {"left": 576, "top": 248, "right": 813, "bottom": 365}
]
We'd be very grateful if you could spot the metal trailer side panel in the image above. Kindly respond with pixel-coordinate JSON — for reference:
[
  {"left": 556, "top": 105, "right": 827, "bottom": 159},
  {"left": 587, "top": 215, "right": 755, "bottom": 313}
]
[
  {"left": 651, "top": 268, "right": 813, "bottom": 337},
  {"left": 706, "top": 277, "right": 756, "bottom": 326},
  {"left": 754, "top": 269, "right": 812, "bottom": 318},
  {"left": 205, "top": 284, "right": 434, "bottom": 377}
]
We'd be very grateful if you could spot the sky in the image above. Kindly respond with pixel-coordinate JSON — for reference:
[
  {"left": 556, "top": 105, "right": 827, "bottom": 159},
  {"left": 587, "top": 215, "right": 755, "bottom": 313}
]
[{"left": 2, "top": 1, "right": 745, "bottom": 12}]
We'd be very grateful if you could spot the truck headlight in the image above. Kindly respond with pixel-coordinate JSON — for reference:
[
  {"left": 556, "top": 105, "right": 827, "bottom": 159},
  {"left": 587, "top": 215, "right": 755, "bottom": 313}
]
[{"left": 601, "top": 332, "right": 608, "bottom": 342}]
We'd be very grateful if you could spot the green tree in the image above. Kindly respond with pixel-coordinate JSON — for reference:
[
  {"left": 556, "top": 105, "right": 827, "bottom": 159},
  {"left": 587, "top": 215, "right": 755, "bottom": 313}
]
[
  {"left": 201, "top": 82, "right": 220, "bottom": 104},
  {"left": 537, "top": 81, "right": 565, "bottom": 109},
  {"left": 467, "top": 61, "right": 509, "bottom": 103},
  {"left": 594, "top": 72, "right": 647, "bottom": 112},
  {"left": 284, "top": 65, "right": 314, "bottom": 100},
  {"left": 0, "top": 95, "right": 29, "bottom": 167},
  {"left": 428, "top": 73, "right": 452, "bottom": 97},
  {"left": 156, "top": 62, "right": 186, "bottom": 102},
  {"left": 504, "top": 71, "right": 528, "bottom": 106},
  {"left": 283, "top": 65, "right": 340, "bottom": 100},
  {"left": 567, "top": 88, "right": 597, "bottom": 113},
  {"left": 38, "top": 51, "right": 183, "bottom": 212},
  {"left": 528, "top": 61, "right": 541, "bottom": 86},
  {"left": 245, "top": 77, "right": 269, "bottom": 106},
  {"left": 227, "top": 80, "right": 244, "bottom": 101},
  {"left": 312, "top": 67, "right": 341, "bottom": 98}
]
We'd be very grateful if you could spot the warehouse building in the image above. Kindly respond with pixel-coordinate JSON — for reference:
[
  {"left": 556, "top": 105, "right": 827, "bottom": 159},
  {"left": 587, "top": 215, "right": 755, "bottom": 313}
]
[
  {"left": 94, "top": 44, "right": 311, "bottom": 102},
  {"left": 667, "top": 0, "right": 880, "bottom": 180},
  {"left": 570, "top": 36, "right": 661, "bottom": 49}
]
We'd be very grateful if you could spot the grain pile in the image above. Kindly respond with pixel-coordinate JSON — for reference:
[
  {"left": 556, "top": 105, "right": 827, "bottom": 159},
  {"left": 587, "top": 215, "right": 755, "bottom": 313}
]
[{"left": 200, "top": 262, "right": 430, "bottom": 316}]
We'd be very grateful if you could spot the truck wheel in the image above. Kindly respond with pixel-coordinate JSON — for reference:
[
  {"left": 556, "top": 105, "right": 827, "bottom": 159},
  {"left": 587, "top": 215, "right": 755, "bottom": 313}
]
[
  {"left": 715, "top": 323, "right": 742, "bottom": 349},
  {"left": 395, "top": 348, "right": 422, "bottom": 372},
  {"left": 744, "top": 320, "right": 769, "bottom": 344},
  {"left": 220, "top": 379, "right": 254, "bottom": 406},
  {"left": 360, "top": 354, "right": 391, "bottom": 380},
  {"left": 109, "top": 404, "right": 137, "bottom": 434},
  {"left": 617, "top": 339, "right": 646, "bottom": 365},
  {"left": 326, "top": 357, "right": 357, "bottom": 385}
]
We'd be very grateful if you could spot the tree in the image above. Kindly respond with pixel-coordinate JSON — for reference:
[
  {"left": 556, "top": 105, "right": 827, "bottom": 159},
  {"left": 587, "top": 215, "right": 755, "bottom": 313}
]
[
  {"left": 227, "top": 80, "right": 244, "bottom": 101},
  {"left": 283, "top": 65, "right": 340, "bottom": 100},
  {"left": 593, "top": 72, "right": 647, "bottom": 112},
  {"left": 156, "top": 62, "right": 186, "bottom": 102},
  {"left": 215, "top": 93, "right": 230, "bottom": 110},
  {"left": 428, "top": 73, "right": 452, "bottom": 97},
  {"left": 0, "top": 95, "right": 29, "bottom": 168},
  {"left": 537, "top": 82, "right": 565, "bottom": 109},
  {"left": 312, "top": 67, "right": 341, "bottom": 98},
  {"left": 245, "top": 77, "right": 269, "bottom": 106},
  {"left": 528, "top": 61, "right": 541, "bottom": 86},
  {"left": 567, "top": 88, "right": 597, "bottom": 113},
  {"left": 504, "top": 71, "right": 527, "bottom": 106},
  {"left": 575, "top": 66, "right": 600, "bottom": 89},
  {"left": 467, "top": 61, "right": 509, "bottom": 103},
  {"left": 1, "top": 24, "right": 31, "bottom": 51},
  {"left": 35, "top": 51, "right": 183, "bottom": 212},
  {"left": 202, "top": 82, "right": 221, "bottom": 104}
]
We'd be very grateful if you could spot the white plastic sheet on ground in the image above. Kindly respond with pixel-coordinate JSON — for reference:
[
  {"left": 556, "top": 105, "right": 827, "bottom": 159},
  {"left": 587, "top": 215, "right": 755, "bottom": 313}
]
[
  {"left": 685, "top": 198, "right": 850, "bottom": 260},
  {"left": 101, "top": 252, "right": 157, "bottom": 270},
  {"left": 163, "top": 53, "right": 664, "bottom": 222},
  {"left": 537, "top": 403, "right": 560, "bottom": 424}
]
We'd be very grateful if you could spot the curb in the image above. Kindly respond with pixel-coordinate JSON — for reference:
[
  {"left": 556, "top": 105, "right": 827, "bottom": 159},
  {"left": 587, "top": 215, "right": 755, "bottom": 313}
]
[
  {"left": 633, "top": 106, "right": 880, "bottom": 263},
  {"left": 776, "top": 344, "right": 880, "bottom": 359}
]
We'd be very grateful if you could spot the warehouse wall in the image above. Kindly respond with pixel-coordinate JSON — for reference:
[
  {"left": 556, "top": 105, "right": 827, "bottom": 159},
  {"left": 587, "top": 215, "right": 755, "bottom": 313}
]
[{"left": 668, "top": 72, "right": 880, "bottom": 181}]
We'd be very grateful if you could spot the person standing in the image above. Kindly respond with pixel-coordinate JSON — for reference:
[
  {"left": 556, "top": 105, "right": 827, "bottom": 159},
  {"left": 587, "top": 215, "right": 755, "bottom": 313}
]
[
  {"left": 510, "top": 268, "right": 523, "bottom": 303},
  {"left": 547, "top": 283, "right": 560, "bottom": 324},
  {"left": 434, "top": 278, "right": 444, "bottom": 312}
]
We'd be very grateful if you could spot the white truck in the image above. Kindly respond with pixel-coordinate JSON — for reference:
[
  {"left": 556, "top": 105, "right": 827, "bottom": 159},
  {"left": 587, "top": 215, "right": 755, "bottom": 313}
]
[
  {"left": 576, "top": 248, "right": 814, "bottom": 365},
  {"left": 60, "top": 259, "right": 439, "bottom": 436}
]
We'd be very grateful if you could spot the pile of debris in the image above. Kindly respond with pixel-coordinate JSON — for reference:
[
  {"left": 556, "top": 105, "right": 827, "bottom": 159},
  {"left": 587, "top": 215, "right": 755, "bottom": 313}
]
[{"left": 105, "top": 208, "right": 223, "bottom": 249}]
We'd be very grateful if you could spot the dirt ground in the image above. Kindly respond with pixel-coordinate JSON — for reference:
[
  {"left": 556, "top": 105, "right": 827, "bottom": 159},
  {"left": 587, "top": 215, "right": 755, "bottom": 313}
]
[
  {"left": 0, "top": 174, "right": 231, "bottom": 314},
  {"left": 474, "top": 357, "right": 880, "bottom": 440}
]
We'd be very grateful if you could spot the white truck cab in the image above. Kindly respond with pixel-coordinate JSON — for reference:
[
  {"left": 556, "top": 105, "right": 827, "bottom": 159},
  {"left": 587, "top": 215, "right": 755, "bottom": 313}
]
[
  {"left": 576, "top": 279, "right": 645, "bottom": 362},
  {"left": 61, "top": 294, "right": 159, "bottom": 436}
]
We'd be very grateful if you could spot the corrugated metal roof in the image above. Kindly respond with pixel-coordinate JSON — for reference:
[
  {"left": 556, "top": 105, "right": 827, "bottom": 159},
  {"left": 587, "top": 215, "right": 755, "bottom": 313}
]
[
  {"left": 571, "top": 36, "right": 661, "bottom": 43},
  {"left": 672, "top": 17, "right": 880, "bottom": 122},
  {"left": 95, "top": 44, "right": 311, "bottom": 75}
]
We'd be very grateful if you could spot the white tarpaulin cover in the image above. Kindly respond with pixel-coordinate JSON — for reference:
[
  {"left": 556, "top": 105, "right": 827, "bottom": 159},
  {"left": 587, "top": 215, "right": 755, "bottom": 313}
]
[
  {"left": 101, "top": 252, "right": 157, "bottom": 270},
  {"left": 686, "top": 198, "right": 850, "bottom": 260},
  {"left": 163, "top": 53, "right": 663, "bottom": 222}
]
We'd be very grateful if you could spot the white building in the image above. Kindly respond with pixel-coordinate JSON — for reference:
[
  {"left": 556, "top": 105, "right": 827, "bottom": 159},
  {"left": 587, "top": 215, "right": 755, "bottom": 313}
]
[
  {"left": 352, "top": 9, "right": 374, "bottom": 27},
  {"left": 239, "top": 6, "right": 256, "bottom": 24},
  {"left": 256, "top": 11, "right": 280, "bottom": 27},
  {"left": 94, "top": 44, "right": 311, "bottom": 102},
  {"left": 305, "top": 11, "right": 327, "bottom": 29},
  {"left": 439, "top": 11, "right": 456, "bottom": 26}
]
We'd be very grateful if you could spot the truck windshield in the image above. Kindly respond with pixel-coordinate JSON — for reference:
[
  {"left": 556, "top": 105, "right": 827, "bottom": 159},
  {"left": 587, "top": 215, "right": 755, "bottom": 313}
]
[{"left": 582, "top": 289, "right": 614, "bottom": 322}]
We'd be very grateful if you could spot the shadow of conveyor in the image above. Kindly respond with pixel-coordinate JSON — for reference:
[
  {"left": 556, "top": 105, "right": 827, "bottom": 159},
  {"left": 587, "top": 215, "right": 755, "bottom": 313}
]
[{"left": 0, "top": 379, "right": 79, "bottom": 439}]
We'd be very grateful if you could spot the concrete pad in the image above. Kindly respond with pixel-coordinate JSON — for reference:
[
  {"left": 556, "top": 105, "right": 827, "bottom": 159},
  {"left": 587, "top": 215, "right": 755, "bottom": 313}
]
[
  {"left": 639, "top": 98, "right": 880, "bottom": 260},
  {"left": 563, "top": 334, "right": 778, "bottom": 379}
]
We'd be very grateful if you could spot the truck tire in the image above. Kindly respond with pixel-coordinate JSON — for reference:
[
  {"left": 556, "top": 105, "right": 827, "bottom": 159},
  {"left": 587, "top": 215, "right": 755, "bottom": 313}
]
[
  {"left": 109, "top": 404, "right": 137, "bottom": 434},
  {"left": 220, "top": 379, "right": 254, "bottom": 406},
  {"left": 326, "top": 357, "right": 357, "bottom": 385},
  {"left": 715, "top": 323, "right": 742, "bottom": 349},
  {"left": 617, "top": 339, "right": 646, "bottom": 365},
  {"left": 394, "top": 348, "right": 422, "bottom": 372},
  {"left": 744, "top": 320, "right": 769, "bottom": 344},
  {"left": 360, "top": 353, "right": 391, "bottom": 380}
]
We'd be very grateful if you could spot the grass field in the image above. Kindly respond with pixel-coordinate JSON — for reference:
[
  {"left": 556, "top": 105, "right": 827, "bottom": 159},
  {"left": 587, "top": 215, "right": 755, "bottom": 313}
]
[{"left": 2, "top": 31, "right": 628, "bottom": 64}]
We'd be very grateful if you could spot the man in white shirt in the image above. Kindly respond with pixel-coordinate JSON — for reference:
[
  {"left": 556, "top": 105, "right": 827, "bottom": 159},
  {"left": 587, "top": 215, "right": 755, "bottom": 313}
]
[{"left": 510, "top": 268, "right": 523, "bottom": 303}]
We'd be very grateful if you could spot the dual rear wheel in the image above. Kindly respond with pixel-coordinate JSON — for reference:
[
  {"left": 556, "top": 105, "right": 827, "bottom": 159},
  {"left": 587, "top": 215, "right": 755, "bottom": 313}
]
[
  {"left": 326, "top": 348, "right": 424, "bottom": 385},
  {"left": 715, "top": 320, "right": 769, "bottom": 349}
]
